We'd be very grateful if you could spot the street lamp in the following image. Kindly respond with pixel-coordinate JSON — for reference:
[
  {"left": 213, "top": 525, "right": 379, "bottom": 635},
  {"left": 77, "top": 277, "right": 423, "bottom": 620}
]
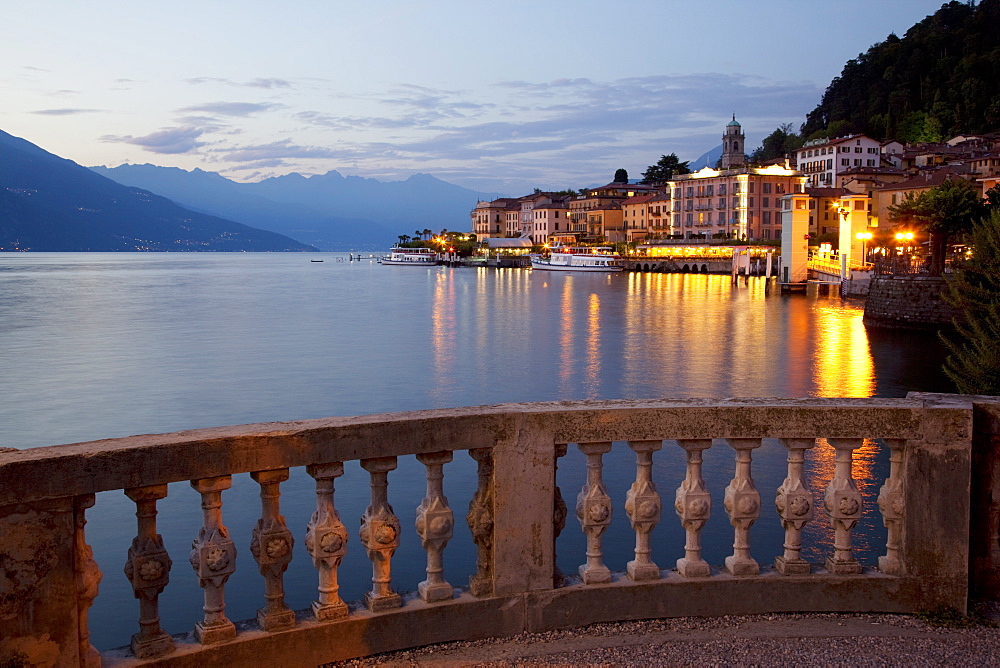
[
  {"left": 894, "top": 231, "right": 915, "bottom": 272},
  {"left": 856, "top": 231, "right": 872, "bottom": 264}
]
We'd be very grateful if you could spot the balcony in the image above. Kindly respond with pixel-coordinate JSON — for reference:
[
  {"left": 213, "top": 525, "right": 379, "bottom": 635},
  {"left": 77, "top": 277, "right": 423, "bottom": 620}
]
[{"left": 0, "top": 396, "right": 994, "bottom": 666}]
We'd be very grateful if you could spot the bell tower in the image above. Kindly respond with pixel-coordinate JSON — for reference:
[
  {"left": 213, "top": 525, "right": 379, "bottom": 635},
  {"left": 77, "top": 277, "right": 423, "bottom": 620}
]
[{"left": 721, "top": 114, "right": 745, "bottom": 169}]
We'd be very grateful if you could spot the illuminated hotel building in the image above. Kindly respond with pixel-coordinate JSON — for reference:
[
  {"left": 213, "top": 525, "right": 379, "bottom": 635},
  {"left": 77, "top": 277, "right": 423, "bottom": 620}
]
[{"left": 668, "top": 165, "right": 806, "bottom": 241}]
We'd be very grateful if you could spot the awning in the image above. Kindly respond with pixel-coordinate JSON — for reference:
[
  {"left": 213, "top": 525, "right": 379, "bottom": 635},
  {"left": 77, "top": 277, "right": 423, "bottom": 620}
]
[{"left": 484, "top": 238, "right": 534, "bottom": 248}]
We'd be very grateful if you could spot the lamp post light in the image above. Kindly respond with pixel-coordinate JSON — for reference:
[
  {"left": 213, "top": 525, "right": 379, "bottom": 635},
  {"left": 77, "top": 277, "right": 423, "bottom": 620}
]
[
  {"left": 856, "top": 231, "right": 872, "bottom": 265},
  {"left": 894, "top": 231, "right": 914, "bottom": 272}
]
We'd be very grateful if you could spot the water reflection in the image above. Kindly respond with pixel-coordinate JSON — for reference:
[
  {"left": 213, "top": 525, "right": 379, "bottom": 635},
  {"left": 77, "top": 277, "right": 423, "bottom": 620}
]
[
  {"left": 800, "top": 438, "right": 885, "bottom": 564},
  {"left": 430, "top": 270, "right": 457, "bottom": 404},
  {"left": 585, "top": 293, "right": 601, "bottom": 399},
  {"left": 813, "top": 304, "right": 875, "bottom": 397}
]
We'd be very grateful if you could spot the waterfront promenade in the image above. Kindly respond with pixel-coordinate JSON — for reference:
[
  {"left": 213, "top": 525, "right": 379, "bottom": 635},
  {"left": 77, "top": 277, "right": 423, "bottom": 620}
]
[{"left": 334, "top": 612, "right": 1000, "bottom": 666}]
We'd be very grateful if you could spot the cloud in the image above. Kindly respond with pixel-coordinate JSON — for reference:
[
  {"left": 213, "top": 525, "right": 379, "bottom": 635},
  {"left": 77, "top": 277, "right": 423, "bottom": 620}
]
[
  {"left": 177, "top": 101, "right": 285, "bottom": 117},
  {"left": 100, "top": 126, "right": 207, "bottom": 154},
  {"left": 210, "top": 139, "right": 343, "bottom": 163},
  {"left": 185, "top": 77, "right": 292, "bottom": 89},
  {"left": 32, "top": 108, "right": 103, "bottom": 116},
  {"left": 115, "top": 72, "right": 818, "bottom": 191},
  {"left": 245, "top": 78, "right": 292, "bottom": 89}
]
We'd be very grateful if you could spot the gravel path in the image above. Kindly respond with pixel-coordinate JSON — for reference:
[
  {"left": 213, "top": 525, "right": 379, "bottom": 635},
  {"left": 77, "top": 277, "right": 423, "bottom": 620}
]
[{"left": 330, "top": 612, "right": 1000, "bottom": 667}]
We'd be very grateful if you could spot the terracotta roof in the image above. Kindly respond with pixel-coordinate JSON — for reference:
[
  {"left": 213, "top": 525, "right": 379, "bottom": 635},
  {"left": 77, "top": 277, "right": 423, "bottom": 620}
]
[
  {"left": 624, "top": 194, "right": 656, "bottom": 205},
  {"left": 874, "top": 167, "right": 974, "bottom": 192},
  {"left": 839, "top": 166, "right": 905, "bottom": 176},
  {"left": 805, "top": 187, "right": 848, "bottom": 198}
]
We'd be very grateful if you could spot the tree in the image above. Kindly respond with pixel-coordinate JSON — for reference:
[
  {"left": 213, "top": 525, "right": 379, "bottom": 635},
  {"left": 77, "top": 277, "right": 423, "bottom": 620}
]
[
  {"left": 749, "top": 123, "right": 804, "bottom": 164},
  {"left": 888, "top": 178, "right": 984, "bottom": 276},
  {"left": 614, "top": 168, "right": 629, "bottom": 183},
  {"left": 641, "top": 154, "right": 690, "bottom": 184},
  {"left": 941, "top": 209, "right": 1000, "bottom": 394}
]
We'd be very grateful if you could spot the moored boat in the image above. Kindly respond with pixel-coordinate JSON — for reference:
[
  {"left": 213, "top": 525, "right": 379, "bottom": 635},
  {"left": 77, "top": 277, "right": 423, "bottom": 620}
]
[
  {"left": 530, "top": 245, "right": 623, "bottom": 272},
  {"left": 380, "top": 246, "right": 439, "bottom": 266}
]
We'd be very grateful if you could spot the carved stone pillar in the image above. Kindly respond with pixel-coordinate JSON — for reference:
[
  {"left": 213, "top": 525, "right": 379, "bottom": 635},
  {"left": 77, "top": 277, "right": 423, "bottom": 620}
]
[
  {"left": 675, "top": 439, "right": 712, "bottom": 577},
  {"left": 576, "top": 442, "right": 613, "bottom": 584},
  {"left": 775, "top": 438, "right": 816, "bottom": 575},
  {"left": 360, "top": 456, "right": 402, "bottom": 611},
  {"left": 250, "top": 468, "right": 295, "bottom": 631},
  {"left": 305, "top": 462, "right": 349, "bottom": 621},
  {"left": 189, "top": 475, "right": 237, "bottom": 644},
  {"left": 877, "top": 439, "right": 906, "bottom": 575},
  {"left": 466, "top": 448, "right": 494, "bottom": 597},
  {"left": 552, "top": 443, "right": 568, "bottom": 587},
  {"left": 74, "top": 494, "right": 102, "bottom": 668},
  {"left": 625, "top": 440, "right": 662, "bottom": 581},
  {"left": 824, "top": 438, "right": 864, "bottom": 574},
  {"left": 724, "top": 438, "right": 762, "bottom": 576},
  {"left": 124, "top": 485, "right": 174, "bottom": 658},
  {"left": 415, "top": 451, "right": 454, "bottom": 602}
]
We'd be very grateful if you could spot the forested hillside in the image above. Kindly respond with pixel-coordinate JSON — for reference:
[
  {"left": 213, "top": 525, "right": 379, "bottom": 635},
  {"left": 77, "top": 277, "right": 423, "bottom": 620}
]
[{"left": 801, "top": 0, "right": 1000, "bottom": 142}]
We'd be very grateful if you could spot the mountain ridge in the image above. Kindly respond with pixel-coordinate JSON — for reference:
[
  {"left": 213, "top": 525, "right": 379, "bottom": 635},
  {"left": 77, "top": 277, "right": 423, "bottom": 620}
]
[
  {"left": 0, "top": 129, "right": 316, "bottom": 252},
  {"left": 92, "top": 164, "right": 499, "bottom": 250}
]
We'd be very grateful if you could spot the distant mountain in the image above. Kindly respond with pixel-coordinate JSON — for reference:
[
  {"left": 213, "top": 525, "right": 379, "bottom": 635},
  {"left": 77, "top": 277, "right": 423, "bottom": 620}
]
[
  {"left": 92, "top": 165, "right": 499, "bottom": 250},
  {"left": 0, "top": 130, "right": 315, "bottom": 252},
  {"left": 689, "top": 145, "right": 723, "bottom": 170}
]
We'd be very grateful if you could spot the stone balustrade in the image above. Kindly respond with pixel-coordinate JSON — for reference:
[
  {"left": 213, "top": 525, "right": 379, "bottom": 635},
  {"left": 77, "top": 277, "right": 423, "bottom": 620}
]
[{"left": 2, "top": 394, "right": 998, "bottom": 667}]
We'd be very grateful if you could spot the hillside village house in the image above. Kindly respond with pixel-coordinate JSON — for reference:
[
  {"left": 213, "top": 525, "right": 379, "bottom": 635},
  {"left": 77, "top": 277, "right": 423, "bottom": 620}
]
[{"left": 796, "top": 135, "right": 881, "bottom": 187}]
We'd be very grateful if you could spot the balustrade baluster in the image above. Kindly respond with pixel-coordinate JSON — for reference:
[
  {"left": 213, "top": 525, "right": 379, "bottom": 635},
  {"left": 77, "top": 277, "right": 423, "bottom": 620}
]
[
  {"left": 877, "top": 439, "right": 906, "bottom": 575},
  {"left": 123, "top": 485, "right": 173, "bottom": 658},
  {"left": 724, "top": 438, "right": 762, "bottom": 576},
  {"left": 189, "top": 476, "right": 237, "bottom": 644},
  {"left": 305, "top": 462, "right": 349, "bottom": 621},
  {"left": 74, "top": 494, "right": 102, "bottom": 668},
  {"left": 415, "top": 451, "right": 454, "bottom": 602},
  {"left": 824, "top": 438, "right": 865, "bottom": 574},
  {"left": 553, "top": 443, "right": 568, "bottom": 587},
  {"left": 775, "top": 438, "right": 816, "bottom": 574},
  {"left": 576, "top": 442, "right": 613, "bottom": 584},
  {"left": 625, "top": 440, "right": 662, "bottom": 581},
  {"left": 466, "top": 448, "right": 494, "bottom": 597},
  {"left": 360, "top": 456, "right": 402, "bottom": 611},
  {"left": 675, "top": 439, "right": 712, "bottom": 577},
  {"left": 250, "top": 468, "right": 295, "bottom": 631}
]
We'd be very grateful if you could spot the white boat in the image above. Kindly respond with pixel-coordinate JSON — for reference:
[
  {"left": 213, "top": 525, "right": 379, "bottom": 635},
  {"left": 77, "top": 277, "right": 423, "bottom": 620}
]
[
  {"left": 530, "top": 246, "right": 624, "bottom": 272},
  {"left": 380, "top": 246, "right": 439, "bottom": 266}
]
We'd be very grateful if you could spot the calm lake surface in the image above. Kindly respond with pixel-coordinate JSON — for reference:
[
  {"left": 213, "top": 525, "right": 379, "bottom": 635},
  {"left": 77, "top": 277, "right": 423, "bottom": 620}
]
[{"left": 0, "top": 252, "right": 953, "bottom": 649}]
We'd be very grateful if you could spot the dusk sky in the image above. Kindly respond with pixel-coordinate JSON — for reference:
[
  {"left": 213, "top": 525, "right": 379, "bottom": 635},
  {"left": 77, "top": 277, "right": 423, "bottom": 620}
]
[{"left": 4, "top": 0, "right": 947, "bottom": 195}]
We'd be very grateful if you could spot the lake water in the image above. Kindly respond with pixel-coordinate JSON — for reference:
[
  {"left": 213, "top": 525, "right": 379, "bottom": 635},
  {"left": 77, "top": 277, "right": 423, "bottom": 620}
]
[{"left": 0, "top": 252, "right": 953, "bottom": 649}]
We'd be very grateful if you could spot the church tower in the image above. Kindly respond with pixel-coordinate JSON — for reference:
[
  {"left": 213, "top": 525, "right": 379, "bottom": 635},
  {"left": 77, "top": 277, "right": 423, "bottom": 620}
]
[{"left": 721, "top": 115, "right": 745, "bottom": 169}]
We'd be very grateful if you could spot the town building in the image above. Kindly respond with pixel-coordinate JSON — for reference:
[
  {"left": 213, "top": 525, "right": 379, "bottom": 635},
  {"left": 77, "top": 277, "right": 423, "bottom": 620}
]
[
  {"left": 471, "top": 198, "right": 519, "bottom": 239},
  {"left": 668, "top": 165, "right": 806, "bottom": 241},
  {"left": 795, "top": 135, "right": 881, "bottom": 187},
  {"left": 870, "top": 166, "right": 976, "bottom": 231}
]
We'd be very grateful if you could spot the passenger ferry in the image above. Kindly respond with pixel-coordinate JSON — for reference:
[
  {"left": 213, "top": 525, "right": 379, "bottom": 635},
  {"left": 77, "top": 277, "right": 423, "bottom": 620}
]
[
  {"left": 530, "top": 245, "right": 624, "bottom": 272},
  {"left": 380, "top": 246, "right": 439, "bottom": 266}
]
